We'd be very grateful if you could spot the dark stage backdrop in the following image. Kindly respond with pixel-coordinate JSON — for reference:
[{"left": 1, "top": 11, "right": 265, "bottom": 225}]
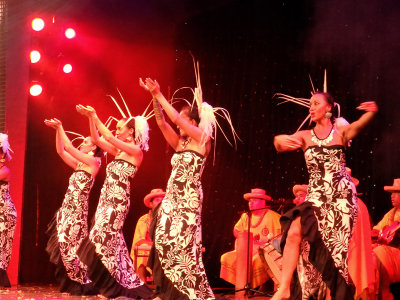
[{"left": 18, "top": 0, "right": 400, "bottom": 288}]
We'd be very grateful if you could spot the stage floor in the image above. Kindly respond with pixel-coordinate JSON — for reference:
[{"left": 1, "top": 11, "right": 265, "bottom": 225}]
[{"left": 0, "top": 285, "right": 272, "bottom": 299}]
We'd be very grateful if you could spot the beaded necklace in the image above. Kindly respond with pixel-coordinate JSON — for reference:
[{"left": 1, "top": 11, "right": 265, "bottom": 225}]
[{"left": 311, "top": 125, "right": 334, "bottom": 147}]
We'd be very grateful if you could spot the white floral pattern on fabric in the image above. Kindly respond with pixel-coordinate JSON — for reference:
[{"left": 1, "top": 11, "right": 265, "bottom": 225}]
[
  {"left": 297, "top": 240, "right": 325, "bottom": 299},
  {"left": 304, "top": 145, "right": 357, "bottom": 283},
  {"left": 89, "top": 159, "right": 143, "bottom": 289},
  {"left": 0, "top": 181, "right": 16, "bottom": 271},
  {"left": 155, "top": 151, "right": 214, "bottom": 299},
  {"left": 56, "top": 171, "right": 94, "bottom": 284}
]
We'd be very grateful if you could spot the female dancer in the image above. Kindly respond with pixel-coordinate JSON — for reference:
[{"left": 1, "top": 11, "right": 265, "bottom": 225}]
[
  {"left": 44, "top": 118, "right": 101, "bottom": 295},
  {"left": 272, "top": 92, "right": 378, "bottom": 299},
  {"left": 140, "top": 77, "right": 215, "bottom": 299},
  {"left": 0, "top": 133, "right": 16, "bottom": 287},
  {"left": 76, "top": 104, "right": 154, "bottom": 299}
]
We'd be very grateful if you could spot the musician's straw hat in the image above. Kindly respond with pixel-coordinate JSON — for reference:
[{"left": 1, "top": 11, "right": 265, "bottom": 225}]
[
  {"left": 243, "top": 188, "right": 271, "bottom": 201},
  {"left": 292, "top": 184, "right": 308, "bottom": 196},
  {"left": 144, "top": 188, "right": 166, "bottom": 208},
  {"left": 384, "top": 179, "right": 400, "bottom": 193}
]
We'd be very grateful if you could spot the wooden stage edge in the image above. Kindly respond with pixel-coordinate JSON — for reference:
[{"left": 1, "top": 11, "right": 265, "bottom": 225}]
[{"left": 0, "top": 284, "right": 272, "bottom": 299}]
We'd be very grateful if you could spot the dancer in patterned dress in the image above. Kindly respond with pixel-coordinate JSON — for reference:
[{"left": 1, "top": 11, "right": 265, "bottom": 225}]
[
  {"left": 44, "top": 118, "right": 101, "bottom": 295},
  {"left": 76, "top": 104, "right": 154, "bottom": 299},
  {"left": 140, "top": 75, "right": 229, "bottom": 299},
  {"left": 272, "top": 92, "right": 378, "bottom": 300},
  {"left": 0, "top": 133, "right": 16, "bottom": 287}
]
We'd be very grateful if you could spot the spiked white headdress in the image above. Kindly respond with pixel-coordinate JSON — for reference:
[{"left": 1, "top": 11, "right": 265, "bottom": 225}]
[
  {"left": 105, "top": 89, "right": 152, "bottom": 151},
  {"left": 171, "top": 57, "right": 240, "bottom": 157},
  {"left": 274, "top": 70, "right": 345, "bottom": 132},
  {"left": 0, "top": 133, "right": 12, "bottom": 161}
]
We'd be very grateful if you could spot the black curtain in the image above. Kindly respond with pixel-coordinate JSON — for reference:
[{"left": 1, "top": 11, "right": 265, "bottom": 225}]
[{"left": 18, "top": 0, "right": 400, "bottom": 288}]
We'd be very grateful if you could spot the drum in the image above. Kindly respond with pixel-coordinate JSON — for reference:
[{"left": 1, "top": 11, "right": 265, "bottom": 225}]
[{"left": 259, "top": 240, "right": 282, "bottom": 287}]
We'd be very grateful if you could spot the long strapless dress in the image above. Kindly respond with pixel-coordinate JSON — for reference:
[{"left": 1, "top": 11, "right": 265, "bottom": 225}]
[
  {"left": 78, "top": 159, "right": 153, "bottom": 299},
  {"left": 149, "top": 150, "right": 214, "bottom": 299},
  {"left": 280, "top": 145, "right": 357, "bottom": 299}
]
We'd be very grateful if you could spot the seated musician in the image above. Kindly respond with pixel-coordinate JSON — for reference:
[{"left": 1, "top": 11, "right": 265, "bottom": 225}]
[
  {"left": 292, "top": 184, "right": 307, "bottom": 206},
  {"left": 372, "top": 179, "right": 400, "bottom": 300},
  {"left": 220, "top": 188, "right": 281, "bottom": 289},
  {"left": 130, "top": 188, "right": 165, "bottom": 282}
]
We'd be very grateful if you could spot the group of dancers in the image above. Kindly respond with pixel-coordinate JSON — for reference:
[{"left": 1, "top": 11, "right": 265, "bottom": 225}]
[
  {"left": 42, "top": 74, "right": 227, "bottom": 299},
  {"left": 0, "top": 65, "right": 380, "bottom": 299}
]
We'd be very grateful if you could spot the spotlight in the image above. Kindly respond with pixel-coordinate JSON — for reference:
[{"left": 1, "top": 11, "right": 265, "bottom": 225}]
[
  {"left": 65, "top": 28, "right": 76, "bottom": 39},
  {"left": 63, "top": 64, "right": 72, "bottom": 73},
  {"left": 30, "top": 50, "right": 41, "bottom": 63},
  {"left": 30, "top": 84, "right": 43, "bottom": 96},
  {"left": 32, "top": 18, "right": 45, "bottom": 31}
]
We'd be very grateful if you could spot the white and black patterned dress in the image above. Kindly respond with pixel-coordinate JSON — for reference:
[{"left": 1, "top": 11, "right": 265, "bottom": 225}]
[
  {"left": 0, "top": 181, "right": 17, "bottom": 287},
  {"left": 280, "top": 145, "right": 357, "bottom": 299},
  {"left": 77, "top": 159, "right": 153, "bottom": 299},
  {"left": 149, "top": 150, "right": 214, "bottom": 299},
  {"left": 46, "top": 169, "right": 96, "bottom": 295}
]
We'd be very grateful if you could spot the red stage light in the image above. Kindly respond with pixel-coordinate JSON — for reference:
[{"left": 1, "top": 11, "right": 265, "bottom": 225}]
[
  {"left": 63, "top": 64, "right": 72, "bottom": 73},
  {"left": 30, "top": 84, "right": 43, "bottom": 96},
  {"left": 30, "top": 50, "right": 41, "bottom": 63},
  {"left": 32, "top": 18, "right": 45, "bottom": 31},
  {"left": 65, "top": 28, "right": 76, "bottom": 39}
]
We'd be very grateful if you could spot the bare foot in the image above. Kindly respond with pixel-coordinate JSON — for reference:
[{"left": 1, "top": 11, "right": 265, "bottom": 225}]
[{"left": 270, "top": 286, "right": 290, "bottom": 300}]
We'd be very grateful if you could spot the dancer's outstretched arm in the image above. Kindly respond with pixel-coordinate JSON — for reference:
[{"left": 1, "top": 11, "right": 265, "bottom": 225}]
[
  {"left": 140, "top": 78, "right": 207, "bottom": 145},
  {"left": 51, "top": 118, "right": 100, "bottom": 175},
  {"left": 44, "top": 118, "right": 78, "bottom": 169},
  {"left": 341, "top": 101, "right": 378, "bottom": 143},
  {"left": 76, "top": 104, "right": 142, "bottom": 158},
  {"left": 274, "top": 131, "right": 304, "bottom": 152},
  {"left": 147, "top": 89, "right": 180, "bottom": 149},
  {"left": 77, "top": 104, "right": 118, "bottom": 156}
]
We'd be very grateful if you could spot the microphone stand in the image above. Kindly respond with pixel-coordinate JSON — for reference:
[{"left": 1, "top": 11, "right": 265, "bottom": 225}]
[{"left": 234, "top": 206, "right": 275, "bottom": 298}]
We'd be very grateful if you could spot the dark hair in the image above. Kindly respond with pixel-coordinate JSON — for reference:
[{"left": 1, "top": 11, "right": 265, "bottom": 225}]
[
  {"left": 181, "top": 105, "right": 200, "bottom": 125},
  {"left": 313, "top": 91, "right": 336, "bottom": 122},
  {"left": 93, "top": 146, "right": 104, "bottom": 157},
  {"left": 120, "top": 117, "right": 136, "bottom": 130}
]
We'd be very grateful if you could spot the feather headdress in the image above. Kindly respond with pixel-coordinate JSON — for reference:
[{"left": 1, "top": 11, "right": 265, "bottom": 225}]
[
  {"left": 171, "top": 57, "right": 240, "bottom": 157},
  {"left": 0, "top": 133, "right": 13, "bottom": 161},
  {"left": 104, "top": 89, "right": 152, "bottom": 151},
  {"left": 274, "top": 70, "right": 345, "bottom": 132}
]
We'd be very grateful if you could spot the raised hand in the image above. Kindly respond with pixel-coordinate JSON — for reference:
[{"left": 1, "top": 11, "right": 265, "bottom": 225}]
[
  {"left": 44, "top": 118, "right": 62, "bottom": 129},
  {"left": 356, "top": 101, "right": 378, "bottom": 113},
  {"left": 139, "top": 77, "right": 160, "bottom": 96},
  {"left": 76, "top": 104, "right": 96, "bottom": 117}
]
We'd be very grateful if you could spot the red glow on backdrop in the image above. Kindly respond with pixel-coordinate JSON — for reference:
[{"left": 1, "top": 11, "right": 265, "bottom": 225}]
[
  {"left": 63, "top": 64, "right": 72, "bottom": 73},
  {"left": 30, "top": 50, "right": 41, "bottom": 63},
  {"left": 29, "top": 84, "right": 43, "bottom": 96},
  {"left": 32, "top": 18, "right": 45, "bottom": 31},
  {"left": 65, "top": 28, "right": 76, "bottom": 39}
]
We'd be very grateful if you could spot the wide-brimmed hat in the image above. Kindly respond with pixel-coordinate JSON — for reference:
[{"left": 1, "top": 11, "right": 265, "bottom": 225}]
[
  {"left": 345, "top": 167, "right": 359, "bottom": 187},
  {"left": 144, "top": 188, "right": 166, "bottom": 208},
  {"left": 292, "top": 184, "right": 308, "bottom": 196},
  {"left": 243, "top": 188, "right": 272, "bottom": 201},
  {"left": 384, "top": 179, "right": 400, "bottom": 193}
]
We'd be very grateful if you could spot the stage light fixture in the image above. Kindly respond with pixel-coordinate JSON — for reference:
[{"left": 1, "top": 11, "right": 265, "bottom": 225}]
[
  {"left": 30, "top": 84, "right": 43, "bottom": 96},
  {"left": 65, "top": 28, "right": 76, "bottom": 39},
  {"left": 30, "top": 50, "right": 41, "bottom": 63},
  {"left": 32, "top": 18, "right": 45, "bottom": 31},
  {"left": 63, "top": 64, "right": 72, "bottom": 73}
]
